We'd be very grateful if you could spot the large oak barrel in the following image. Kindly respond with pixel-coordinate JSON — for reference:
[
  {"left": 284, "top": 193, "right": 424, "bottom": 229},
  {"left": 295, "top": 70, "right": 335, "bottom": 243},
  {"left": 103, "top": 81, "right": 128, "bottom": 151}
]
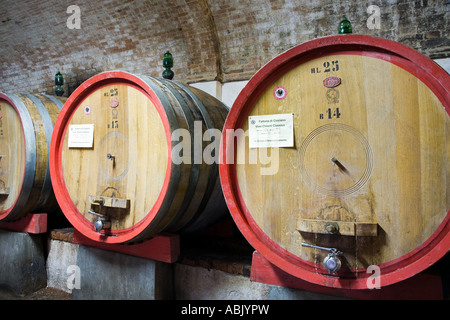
[
  {"left": 219, "top": 35, "right": 450, "bottom": 289},
  {"left": 0, "top": 93, "right": 65, "bottom": 221},
  {"left": 50, "top": 71, "right": 229, "bottom": 244}
]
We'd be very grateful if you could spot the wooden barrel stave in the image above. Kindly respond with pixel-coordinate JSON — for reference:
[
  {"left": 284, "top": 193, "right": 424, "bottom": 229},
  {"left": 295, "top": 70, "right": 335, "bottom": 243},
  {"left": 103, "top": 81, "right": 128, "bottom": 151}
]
[
  {"left": 157, "top": 79, "right": 211, "bottom": 233},
  {"left": 166, "top": 82, "right": 230, "bottom": 233},
  {"left": 0, "top": 93, "right": 65, "bottom": 221}
]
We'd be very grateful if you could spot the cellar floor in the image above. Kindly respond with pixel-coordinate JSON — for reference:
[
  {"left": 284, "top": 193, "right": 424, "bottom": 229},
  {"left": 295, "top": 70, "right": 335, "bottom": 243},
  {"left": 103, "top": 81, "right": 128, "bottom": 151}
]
[{"left": 0, "top": 286, "right": 71, "bottom": 300}]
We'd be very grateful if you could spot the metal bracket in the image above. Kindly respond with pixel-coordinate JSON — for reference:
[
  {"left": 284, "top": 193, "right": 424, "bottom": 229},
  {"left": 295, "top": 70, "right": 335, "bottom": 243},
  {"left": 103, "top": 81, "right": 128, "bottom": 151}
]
[{"left": 89, "top": 195, "right": 130, "bottom": 209}]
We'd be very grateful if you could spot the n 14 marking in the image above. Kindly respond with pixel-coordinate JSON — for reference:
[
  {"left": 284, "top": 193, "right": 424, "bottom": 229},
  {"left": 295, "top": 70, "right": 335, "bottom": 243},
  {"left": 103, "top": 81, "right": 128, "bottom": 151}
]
[{"left": 319, "top": 108, "right": 341, "bottom": 119}]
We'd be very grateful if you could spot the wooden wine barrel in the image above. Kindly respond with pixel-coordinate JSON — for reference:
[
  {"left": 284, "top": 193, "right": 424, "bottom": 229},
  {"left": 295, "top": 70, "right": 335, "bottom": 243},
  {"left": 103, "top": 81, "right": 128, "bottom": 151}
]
[
  {"left": 50, "top": 71, "right": 229, "bottom": 244},
  {"left": 219, "top": 35, "right": 450, "bottom": 289},
  {"left": 0, "top": 93, "right": 65, "bottom": 221}
]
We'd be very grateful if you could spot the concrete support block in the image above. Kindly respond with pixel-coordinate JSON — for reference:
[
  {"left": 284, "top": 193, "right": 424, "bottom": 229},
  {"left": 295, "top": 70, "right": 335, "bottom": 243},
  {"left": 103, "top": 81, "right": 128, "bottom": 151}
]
[
  {"left": 72, "top": 245, "right": 173, "bottom": 300},
  {"left": 46, "top": 240, "right": 79, "bottom": 293},
  {"left": 174, "top": 264, "right": 349, "bottom": 300},
  {"left": 0, "top": 230, "right": 46, "bottom": 295},
  {"left": 174, "top": 263, "right": 268, "bottom": 300},
  {"left": 266, "top": 285, "right": 349, "bottom": 300}
]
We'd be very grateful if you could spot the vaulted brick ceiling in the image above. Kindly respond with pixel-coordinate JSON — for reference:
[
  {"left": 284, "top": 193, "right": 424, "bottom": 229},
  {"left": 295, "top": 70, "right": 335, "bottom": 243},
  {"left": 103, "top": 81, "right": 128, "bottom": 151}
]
[{"left": 0, "top": 0, "right": 448, "bottom": 94}]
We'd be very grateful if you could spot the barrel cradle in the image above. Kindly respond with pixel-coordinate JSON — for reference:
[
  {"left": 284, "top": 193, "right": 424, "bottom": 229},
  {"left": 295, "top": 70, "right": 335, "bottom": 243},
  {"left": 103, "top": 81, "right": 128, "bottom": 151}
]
[
  {"left": 50, "top": 71, "right": 229, "bottom": 244},
  {"left": 0, "top": 93, "right": 65, "bottom": 221},
  {"left": 219, "top": 35, "right": 450, "bottom": 289}
]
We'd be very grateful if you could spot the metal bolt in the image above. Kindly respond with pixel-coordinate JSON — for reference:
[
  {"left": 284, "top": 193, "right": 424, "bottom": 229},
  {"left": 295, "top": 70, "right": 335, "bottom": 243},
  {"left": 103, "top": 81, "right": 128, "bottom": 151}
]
[{"left": 325, "top": 222, "right": 339, "bottom": 234}]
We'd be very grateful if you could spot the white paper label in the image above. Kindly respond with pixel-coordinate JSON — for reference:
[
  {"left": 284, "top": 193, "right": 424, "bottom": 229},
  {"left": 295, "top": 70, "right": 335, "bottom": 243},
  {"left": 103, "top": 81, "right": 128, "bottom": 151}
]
[
  {"left": 249, "top": 113, "right": 294, "bottom": 148},
  {"left": 68, "top": 124, "right": 94, "bottom": 148}
]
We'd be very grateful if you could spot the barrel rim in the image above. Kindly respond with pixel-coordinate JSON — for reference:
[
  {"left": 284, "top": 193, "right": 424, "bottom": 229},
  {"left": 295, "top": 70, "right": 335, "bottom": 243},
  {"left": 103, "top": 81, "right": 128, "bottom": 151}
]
[
  {"left": 219, "top": 34, "right": 450, "bottom": 289},
  {"left": 49, "top": 71, "right": 176, "bottom": 243}
]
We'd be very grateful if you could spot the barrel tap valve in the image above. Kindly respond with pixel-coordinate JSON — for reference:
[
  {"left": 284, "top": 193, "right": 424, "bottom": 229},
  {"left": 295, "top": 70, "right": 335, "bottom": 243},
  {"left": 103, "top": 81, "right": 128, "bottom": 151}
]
[
  {"left": 302, "top": 242, "right": 343, "bottom": 274},
  {"left": 88, "top": 210, "right": 112, "bottom": 233}
]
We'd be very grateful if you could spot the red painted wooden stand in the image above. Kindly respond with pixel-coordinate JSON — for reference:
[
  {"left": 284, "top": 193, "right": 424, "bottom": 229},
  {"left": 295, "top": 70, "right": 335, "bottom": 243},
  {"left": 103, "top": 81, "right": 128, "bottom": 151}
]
[
  {"left": 72, "top": 228, "right": 180, "bottom": 263},
  {"left": 250, "top": 251, "right": 443, "bottom": 300},
  {"left": 0, "top": 213, "right": 47, "bottom": 234}
]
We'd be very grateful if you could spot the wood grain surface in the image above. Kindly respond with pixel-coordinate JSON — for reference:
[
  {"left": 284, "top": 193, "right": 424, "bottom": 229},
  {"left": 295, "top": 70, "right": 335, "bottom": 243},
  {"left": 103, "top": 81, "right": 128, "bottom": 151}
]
[{"left": 235, "top": 54, "right": 448, "bottom": 270}]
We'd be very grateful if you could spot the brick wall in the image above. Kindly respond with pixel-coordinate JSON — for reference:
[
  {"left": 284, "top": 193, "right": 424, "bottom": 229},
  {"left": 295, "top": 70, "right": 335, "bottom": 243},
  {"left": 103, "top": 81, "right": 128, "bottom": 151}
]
[
  {"left": 0, "top": 0, "right": 448, "bottom": 95},
  {"left": 214, "top": 0, "right": 450, "bottom": 81}
]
